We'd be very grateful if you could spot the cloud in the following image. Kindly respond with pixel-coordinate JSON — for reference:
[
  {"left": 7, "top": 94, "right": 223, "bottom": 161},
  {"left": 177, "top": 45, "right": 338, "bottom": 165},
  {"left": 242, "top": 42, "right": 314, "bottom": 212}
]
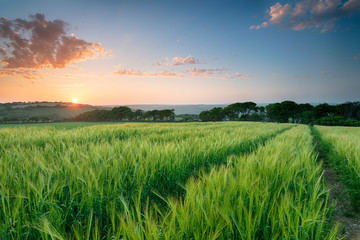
[
  {"left": 156, "top": 55, "right": 201, "bottom": 66},
  {"left": 187, "top": 68, "right": 225, "bottom": 78},
  {"left": 321, "top": 71, "right": 327, "bottom": 74},
  {"left": 186, "top": 68, "right": 251, "bottom": 79},
  {"left": 223, "top": 72, "right": 252, "bottom": 79},
  {"left": 354, "top": 53, "right": 360, "bottom": 59},
  {"left": 0, "top": 69, "right": 43, "bottom": 80},
  {"left": 250, "top": 0, "right": 360, "bottom": 32},
  {"left": 113, "top": 65, "right": 250, "bottom": 80},
  {"left": 114, "top": 68, "right": 184, "bottom": 78},
  {"left": 269, "top": 3, "right": 292, "bottom": 24},
  {"left": 0, "top": 13, "right": 105, "bottom": 79}
]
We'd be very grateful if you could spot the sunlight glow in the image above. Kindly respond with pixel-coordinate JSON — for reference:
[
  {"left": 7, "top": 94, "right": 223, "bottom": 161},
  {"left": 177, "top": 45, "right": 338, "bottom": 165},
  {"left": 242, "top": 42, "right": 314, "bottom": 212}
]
[{"left": 72, "top": 98, "right": 78, "bottom": 104}]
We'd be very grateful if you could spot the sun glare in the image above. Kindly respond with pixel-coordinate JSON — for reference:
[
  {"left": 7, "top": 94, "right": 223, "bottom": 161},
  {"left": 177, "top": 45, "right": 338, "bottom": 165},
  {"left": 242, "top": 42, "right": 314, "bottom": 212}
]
[{"left": 72, "top": 98, "right": 78, "bottom": 104}]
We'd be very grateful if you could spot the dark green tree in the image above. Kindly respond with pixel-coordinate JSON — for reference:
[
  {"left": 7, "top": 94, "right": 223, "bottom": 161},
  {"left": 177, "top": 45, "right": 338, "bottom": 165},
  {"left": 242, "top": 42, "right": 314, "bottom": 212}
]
[
  {"left": 223, "top": 102, "right": 257, "bottom": 120},
  {"left": 110, "top": 106, "right": 133, "bottom": 121},
  {"left": 199, "top": 107, "right": 225, "bottom": 121},
  {"left": 266, "top": 101, "right": 299, "bottom": 123},
  {"left": 199, "top": 110, "right": 212, "bottom": 122}
]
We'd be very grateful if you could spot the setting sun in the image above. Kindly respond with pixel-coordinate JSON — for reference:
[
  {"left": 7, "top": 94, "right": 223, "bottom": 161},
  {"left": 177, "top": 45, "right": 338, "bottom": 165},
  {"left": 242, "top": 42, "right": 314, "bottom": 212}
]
[{"left": 72, "top": 98, "right": 78, "bottom": 104}]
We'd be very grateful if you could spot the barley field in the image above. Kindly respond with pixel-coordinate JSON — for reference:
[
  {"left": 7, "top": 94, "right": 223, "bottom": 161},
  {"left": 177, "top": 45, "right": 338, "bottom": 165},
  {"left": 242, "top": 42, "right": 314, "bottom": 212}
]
[
  {"left": 1, "top": 122, "right": 357, "bottom": 239},
  {"left": 315, "top": 126, "right": 360, "bottom": 212}
]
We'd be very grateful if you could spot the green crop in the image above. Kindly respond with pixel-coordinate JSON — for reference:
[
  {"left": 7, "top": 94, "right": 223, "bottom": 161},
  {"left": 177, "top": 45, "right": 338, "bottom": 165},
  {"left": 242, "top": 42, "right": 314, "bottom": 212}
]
[
  {"left": 0, "top": 122, "right": 342, "bottom": 239},
  {"left": 315, "top": 125, "right": 360, "bottom": 212},
  {"left": 118, "top": 125, "right": 340, "bottom": 239}
]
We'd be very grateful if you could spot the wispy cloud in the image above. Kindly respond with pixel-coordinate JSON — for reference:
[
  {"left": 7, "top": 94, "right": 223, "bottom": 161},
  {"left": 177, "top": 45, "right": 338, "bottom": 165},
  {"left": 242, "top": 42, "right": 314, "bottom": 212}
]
[
  {"left": 0, "top": 69, "right": 43, "bottom": 80},
  {"left": 354, "top": 53, "right": 360, "bottom": 59},
  {"left": 155, "top": 55, "right": 201, "bottom": 66},
  {"left": 187, "top": 68, "right": 225, "bottom": 78},
  {"left": 0, "top": 13, "right": 106, "bottom": 79},
  {"left": 250, "top": 0, "right": 360, "bottom": 32},
  {"left": 186, "top": 67, "right": 251, "bottom": 79},
  {"left": 114, "top": 68, "right": 184, "bottom": 78},
  {"left": 223, "top": 72, "right": 252, "bottom": 79},
  {"left": 321, "top": 71, "right": 327, "bottom": 74}
]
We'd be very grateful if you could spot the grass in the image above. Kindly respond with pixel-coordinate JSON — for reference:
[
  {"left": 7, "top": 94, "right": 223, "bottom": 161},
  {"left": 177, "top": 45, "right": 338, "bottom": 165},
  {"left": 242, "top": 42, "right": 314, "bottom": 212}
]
[
  {"left": 1, "top": 122, "right": 295, "bottom": 239},
  {"left": 118, "top": 125, "right": 340, "bottom": 239},
  {"left": 314, "top": 125, "right": 360, "bottom": 212}
]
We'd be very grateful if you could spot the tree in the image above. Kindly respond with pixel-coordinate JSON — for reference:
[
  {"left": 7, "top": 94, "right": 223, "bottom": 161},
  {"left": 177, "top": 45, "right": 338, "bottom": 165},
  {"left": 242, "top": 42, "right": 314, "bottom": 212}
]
[
  {"left": 158, "top": 109, "right": 175, "bottom": 121},
  {"left": 74, "top": 110, "right": 110, "bottom": 121},
  {"left": 201, "top": 103, "right": 260, "bottom": 122},
  {"left": 133, "top": 109, "right": 144, "bottom": 121},
  {"left": 341, "top": 101, "right": 360, "bottom": 120},
  {"left": 199, "top": 110, "right": 212, "bottom": 122},
  {"left": 313, "top": 103, "right": 342, "bottom": 119},
  {"left": 266, "top": 101, "right": 299, "bottom": 123},
  {"left": 199, "top": 107, "right": 225, "bottom": 121},
  {"left": 223, "top": 102, "right": 257, "bottom": 120},
  {"left": 110, "top": 106, "right": 133, "bottom": 121},
  {"left": 297, "top": 103, "right": 314, "bottom": 124}
]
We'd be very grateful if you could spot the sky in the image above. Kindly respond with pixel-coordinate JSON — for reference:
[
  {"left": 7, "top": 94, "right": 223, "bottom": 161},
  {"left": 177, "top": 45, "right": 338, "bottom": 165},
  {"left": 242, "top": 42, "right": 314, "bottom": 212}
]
[{"left": 0, "top": 0, "right": 359, "bottom": 105}]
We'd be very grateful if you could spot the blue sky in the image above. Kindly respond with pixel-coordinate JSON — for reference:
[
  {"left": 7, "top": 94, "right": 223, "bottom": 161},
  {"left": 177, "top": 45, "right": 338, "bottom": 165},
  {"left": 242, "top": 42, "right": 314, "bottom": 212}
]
[{"left": 0, "top": 0, "right": 359, "bottom": 104}]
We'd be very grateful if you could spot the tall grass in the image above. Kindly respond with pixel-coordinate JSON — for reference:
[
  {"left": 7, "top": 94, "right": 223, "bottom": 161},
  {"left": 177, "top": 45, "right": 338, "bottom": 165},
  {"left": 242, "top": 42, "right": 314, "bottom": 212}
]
[
  {"left": 118, "top": 125, "right": 340, "bottom": 239},
  {"left": 314, "top": 125, "right": 360, "bottom": 211},
  {"left": 0, "top": 122, "right": 290, "bottom": 239}
]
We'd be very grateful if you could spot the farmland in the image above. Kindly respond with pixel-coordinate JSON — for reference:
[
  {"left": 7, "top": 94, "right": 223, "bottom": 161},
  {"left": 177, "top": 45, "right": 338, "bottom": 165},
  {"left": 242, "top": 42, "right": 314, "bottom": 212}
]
[{"left": 0, "top": 122, "right": 359, "bottom": 239}]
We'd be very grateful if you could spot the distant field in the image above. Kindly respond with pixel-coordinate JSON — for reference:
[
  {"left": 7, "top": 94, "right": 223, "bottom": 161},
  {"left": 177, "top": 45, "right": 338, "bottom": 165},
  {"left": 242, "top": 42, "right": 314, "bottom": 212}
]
[
  {"left": 0, "top": 102, "right": 101, "bottom": 121},
  {"left": 1, "top": 122, "right": 358, "bottom": 239},
  {"left": 0, "top": 122, "right": 121, "bottom": 129}
]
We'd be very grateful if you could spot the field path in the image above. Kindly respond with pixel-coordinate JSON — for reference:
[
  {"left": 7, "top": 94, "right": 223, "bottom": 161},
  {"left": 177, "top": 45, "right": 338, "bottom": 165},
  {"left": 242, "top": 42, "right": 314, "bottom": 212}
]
[{"left": 310, "top": 126, "right": 360, "bottom": 239}]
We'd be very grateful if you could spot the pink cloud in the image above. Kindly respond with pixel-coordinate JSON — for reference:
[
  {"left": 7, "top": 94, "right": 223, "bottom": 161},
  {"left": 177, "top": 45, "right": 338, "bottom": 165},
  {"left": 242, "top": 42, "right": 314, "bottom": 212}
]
[
  {"left": 114, "top": 68, "right": 183, "bottom": 78},
  {"left": 223, "top": 72, "right": 252, "bottom": 79},
  {"left": 269, "top": 3, "right": 292, "bottom": 24},
  {"left": 188, "top": 68, "right": 226, "bottom": 78},
  {"left": 0, "top": 14, "right": 105, "bottom": 79},
  {"left": 156, "top": 55, "right": 201, "bottom": 66},
  {"left": 250, "top": 22, "right": 268, "bottom": 30},
  {"left": 250, "top": 0, "right": 360, "bottom": 32},
  {"left": 353, "top": 53, "right": 360, "bottom": 59}
]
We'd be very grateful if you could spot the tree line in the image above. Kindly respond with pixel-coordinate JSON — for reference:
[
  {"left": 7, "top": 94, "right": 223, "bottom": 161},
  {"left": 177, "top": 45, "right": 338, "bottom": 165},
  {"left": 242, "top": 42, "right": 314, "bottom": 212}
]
[
  {"left": 72, "top": 106, "right": 175, "bottom": 122},
  {"left": 199, "top": 101, "right": 360, "bottom": 126}
]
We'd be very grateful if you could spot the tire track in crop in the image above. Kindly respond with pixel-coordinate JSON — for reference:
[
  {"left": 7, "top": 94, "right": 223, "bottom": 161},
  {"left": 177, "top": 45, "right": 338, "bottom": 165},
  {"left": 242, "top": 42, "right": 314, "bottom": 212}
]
[
  {"left": 310, "top": 126, "right": 360, "bottom": 240},
  {"left": 150, "top": 125, "right": 295, "bottom": 204}
]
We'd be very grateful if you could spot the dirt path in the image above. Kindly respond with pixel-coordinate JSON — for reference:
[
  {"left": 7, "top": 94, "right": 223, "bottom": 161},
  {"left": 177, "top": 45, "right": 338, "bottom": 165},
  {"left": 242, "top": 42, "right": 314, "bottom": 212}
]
[{"left": 311, "top": 127, "right": 360, "bottom": 239}]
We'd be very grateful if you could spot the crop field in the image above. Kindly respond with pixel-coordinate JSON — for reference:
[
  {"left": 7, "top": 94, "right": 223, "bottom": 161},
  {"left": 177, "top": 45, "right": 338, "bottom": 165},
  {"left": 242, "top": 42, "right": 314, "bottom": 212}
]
[
  {"left": 314, "top": 126, "right": 360, "bottom": 212},
  {"left": 0, "top": 122, "right": 358, "bottom": 239}
]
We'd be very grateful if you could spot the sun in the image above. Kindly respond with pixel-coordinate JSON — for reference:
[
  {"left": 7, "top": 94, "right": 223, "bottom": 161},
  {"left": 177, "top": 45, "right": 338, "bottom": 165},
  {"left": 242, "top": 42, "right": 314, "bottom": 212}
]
[{"left": 72, "top": 98, "right": 78, "bottom": 104}]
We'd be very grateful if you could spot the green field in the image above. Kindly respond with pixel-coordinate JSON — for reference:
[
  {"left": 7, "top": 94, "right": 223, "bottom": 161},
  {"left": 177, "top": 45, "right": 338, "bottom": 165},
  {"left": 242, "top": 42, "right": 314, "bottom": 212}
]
[
  {"left": 1, "top": 122, "right": 359, "bottom": 239},
  {"left": 0, "top": 122, "right": 121, "bottom": 130}
]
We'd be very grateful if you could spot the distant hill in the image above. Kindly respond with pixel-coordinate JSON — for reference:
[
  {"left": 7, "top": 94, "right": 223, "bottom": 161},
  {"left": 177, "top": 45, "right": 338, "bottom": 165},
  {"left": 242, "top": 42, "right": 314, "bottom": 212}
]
[
  {"left": 0, "top": 102, "right": 101, "bottom": 121},
  {"left": 0, "top": 102, "right": 340, "bottom": 122},
  {"left": 0, "top": 102, "right": 233, "bottom": 121}
]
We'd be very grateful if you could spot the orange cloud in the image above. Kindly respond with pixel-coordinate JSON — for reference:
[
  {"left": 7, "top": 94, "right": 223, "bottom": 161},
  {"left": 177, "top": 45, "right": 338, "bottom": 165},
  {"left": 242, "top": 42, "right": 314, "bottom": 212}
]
[
  {"left": 114, "top": 68, "right": 184, "bottom": 78},
  {"left": 0, "top": 69, "right": 43, "bottom": 80},
  {"left": 0, "top": 14, "right": 105, "bottom": 78}
]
